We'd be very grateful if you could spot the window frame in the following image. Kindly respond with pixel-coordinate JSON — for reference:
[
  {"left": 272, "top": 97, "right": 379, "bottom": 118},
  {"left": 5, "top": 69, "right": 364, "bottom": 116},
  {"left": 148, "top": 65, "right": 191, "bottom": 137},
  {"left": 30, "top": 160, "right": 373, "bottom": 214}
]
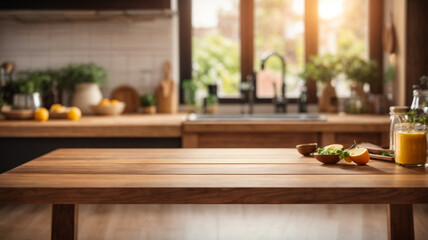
[{"left": 179, "top": 0, "right": 383, "bottom": 104}]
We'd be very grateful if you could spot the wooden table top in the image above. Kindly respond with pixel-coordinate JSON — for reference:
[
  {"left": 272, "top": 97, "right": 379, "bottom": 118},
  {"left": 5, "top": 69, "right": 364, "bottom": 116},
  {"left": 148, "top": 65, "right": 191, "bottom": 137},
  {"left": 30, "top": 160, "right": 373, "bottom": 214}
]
[{"left": 0, "top": 148, "right": 427, "bottom": 204}]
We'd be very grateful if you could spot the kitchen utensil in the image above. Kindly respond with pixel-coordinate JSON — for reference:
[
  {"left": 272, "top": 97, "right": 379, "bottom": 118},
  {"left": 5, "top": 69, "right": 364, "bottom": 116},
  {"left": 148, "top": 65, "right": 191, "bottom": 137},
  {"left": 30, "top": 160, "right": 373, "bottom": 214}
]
[
  {"left": 2, "top": 109, "right": 34, "bottom": 120},
  {"left": 90, "top": 102, "right": 125, "bottom": 116},
  {"left": 296, "top": 143, "right": 317, "bottom": 156},
  {"left": 111, "top": 86, "right": 140, "bottom": 113},
  {"left": 314, "top": 153, "right": 340, "bottom": 164},
  {"left": 12, "top": 93, "right": 42, "bottom": 110},
  {"left": 382, "top": 13, "right": 396, "bottom": 54},
  {"left": 369, "top": 153, "right": 394, "bottom": 162},
  {"left": 358, "top": 142, "right": 394, "bottom": 155},
  {"left": 155, "top": 61, "right": 177, "bottom": 113}
]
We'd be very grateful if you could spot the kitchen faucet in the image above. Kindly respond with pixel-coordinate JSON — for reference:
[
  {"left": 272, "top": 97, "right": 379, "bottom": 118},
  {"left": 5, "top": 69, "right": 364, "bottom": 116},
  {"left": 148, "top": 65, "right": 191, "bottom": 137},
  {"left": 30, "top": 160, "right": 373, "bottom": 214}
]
[
  {"left": 260, "top": 50, "right": 287, "bottom": 113},
  {"left": 241, "top": 51, "right": 287, "bottom": 114}
]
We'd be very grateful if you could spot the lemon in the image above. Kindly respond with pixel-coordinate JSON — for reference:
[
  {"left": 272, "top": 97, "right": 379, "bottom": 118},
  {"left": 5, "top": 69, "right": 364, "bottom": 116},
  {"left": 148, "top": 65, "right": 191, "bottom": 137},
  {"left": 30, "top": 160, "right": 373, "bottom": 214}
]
[
  {"left": 99, "top": 98, "right": 111, "bottom": 106},
  {"left": 324, "top": 144, "right": 344, "bottom": 150},
  {"left": 34, "top": 108, "right": 49, "bottom": 122},
  {"left": 349, "top": 147, "right": 370, "bottom": 165},
  {"left": 67, "top": 107, "right": 82, "bottom": 121}
]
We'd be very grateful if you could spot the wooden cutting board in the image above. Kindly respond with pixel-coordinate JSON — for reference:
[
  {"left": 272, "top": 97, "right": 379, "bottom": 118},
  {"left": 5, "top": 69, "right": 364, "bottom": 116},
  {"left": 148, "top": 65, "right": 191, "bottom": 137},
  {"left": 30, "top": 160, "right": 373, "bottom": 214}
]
[
  {"left": 111, "top": 86, "right": 140, "bottom": 113},
  {"left": 155, "top": 61, "right": 178, "bottom": 113}
]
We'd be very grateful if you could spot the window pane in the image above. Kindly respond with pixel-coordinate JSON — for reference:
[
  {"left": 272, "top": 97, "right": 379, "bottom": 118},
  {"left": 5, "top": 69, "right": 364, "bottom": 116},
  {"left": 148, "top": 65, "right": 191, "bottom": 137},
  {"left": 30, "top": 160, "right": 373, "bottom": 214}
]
[
  {"left": 254, "top": 0, "right": 305, "bottom": 98},
  {"left": 318, "top": 0, "right": 369, "bottom": 97},
  {"left": 192, "top": 0, "right": 240, "bottom": 97}
]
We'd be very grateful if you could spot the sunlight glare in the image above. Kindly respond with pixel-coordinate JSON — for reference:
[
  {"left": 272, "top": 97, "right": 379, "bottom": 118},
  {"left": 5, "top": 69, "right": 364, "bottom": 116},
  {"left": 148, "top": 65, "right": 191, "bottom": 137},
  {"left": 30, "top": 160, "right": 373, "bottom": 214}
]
[{"left": 318, "top": 0, "right": 343, "bottom": 19}]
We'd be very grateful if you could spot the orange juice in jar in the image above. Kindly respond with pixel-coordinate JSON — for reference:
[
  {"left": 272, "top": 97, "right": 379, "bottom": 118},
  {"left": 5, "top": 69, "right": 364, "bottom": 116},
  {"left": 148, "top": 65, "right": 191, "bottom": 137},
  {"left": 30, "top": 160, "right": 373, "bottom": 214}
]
[{"left": 394, "top": 123, "right": 427, "bottom": 166}]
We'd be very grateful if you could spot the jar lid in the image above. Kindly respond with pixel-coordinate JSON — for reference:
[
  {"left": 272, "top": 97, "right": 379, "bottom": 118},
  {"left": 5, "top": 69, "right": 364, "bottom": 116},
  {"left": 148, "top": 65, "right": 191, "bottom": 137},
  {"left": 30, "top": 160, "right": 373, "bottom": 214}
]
[{"left": 390, "top": 106, "right": 409, "bottom": 113}]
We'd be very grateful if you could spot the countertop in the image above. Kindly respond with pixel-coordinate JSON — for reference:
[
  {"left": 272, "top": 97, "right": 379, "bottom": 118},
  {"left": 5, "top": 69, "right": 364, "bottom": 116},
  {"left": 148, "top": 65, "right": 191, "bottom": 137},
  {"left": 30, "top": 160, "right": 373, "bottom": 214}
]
[
  {"left": 183, "top": 114, "right": 390, "bottom": 133},
  {"left": 0, "top": 114, "right": 187, "bottom": 138},
  {"left": 0, "top": 113, "right": 390, "bottom": 138}
]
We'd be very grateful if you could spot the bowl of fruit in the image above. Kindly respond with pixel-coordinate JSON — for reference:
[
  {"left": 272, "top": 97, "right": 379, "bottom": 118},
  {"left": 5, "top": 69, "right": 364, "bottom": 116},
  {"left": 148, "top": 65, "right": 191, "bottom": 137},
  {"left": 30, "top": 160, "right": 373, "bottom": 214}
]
[
  {"left": 91, "top": 98, "right": 125, "bottom": 116},
  {"left": 314, "top": 143, "right": 370, "bottom": 165}
]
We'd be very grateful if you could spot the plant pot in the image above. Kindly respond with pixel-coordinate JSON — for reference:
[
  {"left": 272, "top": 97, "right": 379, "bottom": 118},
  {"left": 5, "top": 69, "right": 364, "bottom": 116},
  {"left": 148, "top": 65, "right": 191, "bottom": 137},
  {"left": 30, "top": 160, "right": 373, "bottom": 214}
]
[
  {"left": 205, "top": 104, "right": 219, "bottom": 114},
  {"left": 142, "top": 106, "right": 156, "bottom": 114},
  {"left": 185, "top": 104, "right": 197, "bottom": 114},
  {"left": 72, "top": 83, "right": 102, "bottom": 115},
  {"left": 319, "top": 81, "right": 338, "bottom": 113},
  {"left": 350, "top": 82, "right": 368, "bottom": 112},
  {"left": 12, "top": 93, "right": 42, "bottom": 110}
]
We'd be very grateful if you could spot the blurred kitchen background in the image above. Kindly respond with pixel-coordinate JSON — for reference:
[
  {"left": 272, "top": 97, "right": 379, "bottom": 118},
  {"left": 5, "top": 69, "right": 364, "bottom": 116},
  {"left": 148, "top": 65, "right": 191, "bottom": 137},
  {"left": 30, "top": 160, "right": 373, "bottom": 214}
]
[{"left": 0, "top": 0, "right": 425, "bottom": 115}]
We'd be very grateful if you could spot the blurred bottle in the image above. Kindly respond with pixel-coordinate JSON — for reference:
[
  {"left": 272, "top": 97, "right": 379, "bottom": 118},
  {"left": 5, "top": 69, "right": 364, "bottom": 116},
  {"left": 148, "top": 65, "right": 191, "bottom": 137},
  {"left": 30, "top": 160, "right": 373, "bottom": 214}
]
[
  {"left": 43, "top": 79, "right": 58, "bottom": 109},
  {"left": 298, "top": 85, "right": 307, "bottom": 113}
]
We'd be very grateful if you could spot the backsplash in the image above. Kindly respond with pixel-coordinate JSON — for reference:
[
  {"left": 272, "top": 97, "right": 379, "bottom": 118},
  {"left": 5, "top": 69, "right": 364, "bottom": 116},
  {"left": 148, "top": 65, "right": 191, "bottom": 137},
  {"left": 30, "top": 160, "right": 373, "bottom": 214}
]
[{"left": 0, "top": 18, "right": 174, "bottom": 97}]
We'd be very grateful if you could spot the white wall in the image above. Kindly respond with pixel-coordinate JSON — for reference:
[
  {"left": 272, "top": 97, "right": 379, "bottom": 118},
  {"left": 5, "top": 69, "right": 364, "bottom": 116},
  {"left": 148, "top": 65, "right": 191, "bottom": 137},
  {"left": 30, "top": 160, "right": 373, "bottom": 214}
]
[{"left": 0, "top": 18, "right": 175, "bottom": 98}]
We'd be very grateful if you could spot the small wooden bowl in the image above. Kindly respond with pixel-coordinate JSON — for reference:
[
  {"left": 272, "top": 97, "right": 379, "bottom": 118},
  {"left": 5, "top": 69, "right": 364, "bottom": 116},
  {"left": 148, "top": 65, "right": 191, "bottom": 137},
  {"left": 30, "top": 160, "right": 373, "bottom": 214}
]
[
  {"left": 296, "top": 143, "right": 318, "bottom": 156},
  {"left": 50, "top": 111, "right": 68, "bottom": 119},
  {"left": 2, "top": 109, "right": 34, "bottom": 120},
  {"left": 314, "top": 153, "right": 340, "bottom": 164}
]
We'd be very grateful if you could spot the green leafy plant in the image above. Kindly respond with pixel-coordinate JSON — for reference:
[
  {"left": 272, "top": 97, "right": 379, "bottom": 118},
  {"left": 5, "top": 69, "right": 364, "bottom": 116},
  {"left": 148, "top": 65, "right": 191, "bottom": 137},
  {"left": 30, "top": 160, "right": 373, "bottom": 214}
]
[
  {"left": 140, "top": 94, "right": 156, "bottom": 107},
  {"left": 10, "top": 71, "right": 52, "bottom": 94},
  {"left": 300, "top": 54, "right": 341, "bottom": 83},
  {"left": 58, "top": 63, "right": 107, "bottom": 91},
  {"left": 206, "top": 94, "right": 218, "bottom": 106},
  {"left": 182, "top": 79, "right": 198, "bottom": 105},
  {"left": 405, "top": 109, "right": 428, "bottom": 125},
  {"left": 317, "top": 147, "right": 350, "bottom": 160},
  {"left": 342, "top": 56, "right": 379, "bottom": 84}
]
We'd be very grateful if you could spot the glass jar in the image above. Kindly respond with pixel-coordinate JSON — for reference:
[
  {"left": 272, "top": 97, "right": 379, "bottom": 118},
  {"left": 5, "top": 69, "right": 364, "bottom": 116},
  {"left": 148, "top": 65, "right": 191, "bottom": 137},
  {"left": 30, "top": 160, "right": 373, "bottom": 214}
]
[
  {"left": 394, "top": 123, "right": 427, "bottom": 167},
  {"left": 389, "top": 106, "right": 409, "bottom": 150}
]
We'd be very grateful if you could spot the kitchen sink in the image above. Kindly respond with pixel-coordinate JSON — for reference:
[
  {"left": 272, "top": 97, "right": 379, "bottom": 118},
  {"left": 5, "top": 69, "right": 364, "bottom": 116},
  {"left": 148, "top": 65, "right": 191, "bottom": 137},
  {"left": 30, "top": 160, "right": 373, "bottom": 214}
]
[{"left": 187, "top": 113, "right": 327, "bottom": 121}]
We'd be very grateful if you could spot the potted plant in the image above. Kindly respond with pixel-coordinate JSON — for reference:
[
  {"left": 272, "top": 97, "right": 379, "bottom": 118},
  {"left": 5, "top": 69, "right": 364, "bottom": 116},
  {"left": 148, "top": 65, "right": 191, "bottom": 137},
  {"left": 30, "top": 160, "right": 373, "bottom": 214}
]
[
  {"left": 342, "top": 56, "right": 379, "bottom": 113},
  {"left": 182, "top": 79, "right": 198, "bottom": 113},
  {"left": 140, "top": 94, "right": 156, "bottom": 114},
  {"left": 205, "top": 84, "right": 219, "bottom": 114},
  {"left": 9, "top": 71, "right": 51, "bottom": 110},
  {"left": 300, "top": 54, "right": 341, "bottom": 113},
  {"left": 58, "top": 63, "right": 107, "bottom": 115}
]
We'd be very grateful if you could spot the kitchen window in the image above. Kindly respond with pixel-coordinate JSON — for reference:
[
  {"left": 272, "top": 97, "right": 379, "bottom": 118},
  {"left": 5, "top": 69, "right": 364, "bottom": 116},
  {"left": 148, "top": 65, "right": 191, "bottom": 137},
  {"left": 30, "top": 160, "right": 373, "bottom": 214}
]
[{"left": 179, "top": 0, "right": 383, "bottom": 104}]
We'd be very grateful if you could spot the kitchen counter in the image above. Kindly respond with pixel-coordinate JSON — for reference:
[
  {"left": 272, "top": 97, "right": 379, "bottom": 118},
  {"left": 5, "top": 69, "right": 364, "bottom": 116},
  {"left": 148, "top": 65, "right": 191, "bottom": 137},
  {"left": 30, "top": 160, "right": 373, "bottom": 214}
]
[
  {"left": 183, "top": 114, "right": 390, "bottom": 133},
  {"left": 182, "top": 114, "right": 390, "bottom": 148},
  {"left": 0, "top": 113, "right": 389, "bottom": 172},
  {"left": 0, "top": 114, "right": 187, "bottom": 138}
]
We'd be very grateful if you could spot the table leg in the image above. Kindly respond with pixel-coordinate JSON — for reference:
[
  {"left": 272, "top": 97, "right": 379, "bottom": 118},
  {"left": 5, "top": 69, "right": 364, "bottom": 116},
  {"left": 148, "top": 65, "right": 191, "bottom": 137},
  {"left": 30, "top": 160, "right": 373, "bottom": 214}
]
[
  {"left": 51, "top": 204, "right": 78, "bottom": 240},
  {"left": 387, "top": 204, "right": 414, "bottom": 240}
]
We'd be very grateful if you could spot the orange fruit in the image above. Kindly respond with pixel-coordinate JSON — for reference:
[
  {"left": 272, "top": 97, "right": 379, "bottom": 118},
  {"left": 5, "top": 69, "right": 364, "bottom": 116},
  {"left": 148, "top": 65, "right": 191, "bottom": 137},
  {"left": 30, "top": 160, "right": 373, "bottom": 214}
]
[
  {"left": 110, "top": 99, "right": 120, "bottom": 105},
  {"left": 34, "top": 108, "right": 49, "bottom": 122},
  {"left": 50, "top": 104, "right": 63, "bottom": 112},
  {"left": 343, "top": 155, "right": 352, "bottom": 163},
  {"left": 99, "top": 98, "right": 110, "bottom": 106},
  {"left": 67, "top": 107, "right": 82, "bottom": 121},
  {"left": 349, "top": 147, "right": 370, "bottom": 165}
]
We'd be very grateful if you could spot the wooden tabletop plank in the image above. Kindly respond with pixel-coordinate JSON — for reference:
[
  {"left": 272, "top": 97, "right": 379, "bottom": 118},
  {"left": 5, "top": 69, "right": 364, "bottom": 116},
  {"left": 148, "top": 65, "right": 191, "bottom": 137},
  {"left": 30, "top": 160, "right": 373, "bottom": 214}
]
[
  {"left": 0, "top": 148, "right": 427, "bottom": 204},
  {"left": 9, "top": 162, "right": 426, "bottom": 175}
]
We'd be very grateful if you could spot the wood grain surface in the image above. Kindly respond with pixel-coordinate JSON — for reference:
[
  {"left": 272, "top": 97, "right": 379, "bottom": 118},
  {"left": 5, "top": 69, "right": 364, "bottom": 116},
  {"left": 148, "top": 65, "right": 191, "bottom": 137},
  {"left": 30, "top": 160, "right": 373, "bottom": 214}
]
[
  {"left": 0, "top": 148, "right": 427, "bottom": 205},
  {"left": 0, "top": 114, "right": 186, "bottom": 137}
]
